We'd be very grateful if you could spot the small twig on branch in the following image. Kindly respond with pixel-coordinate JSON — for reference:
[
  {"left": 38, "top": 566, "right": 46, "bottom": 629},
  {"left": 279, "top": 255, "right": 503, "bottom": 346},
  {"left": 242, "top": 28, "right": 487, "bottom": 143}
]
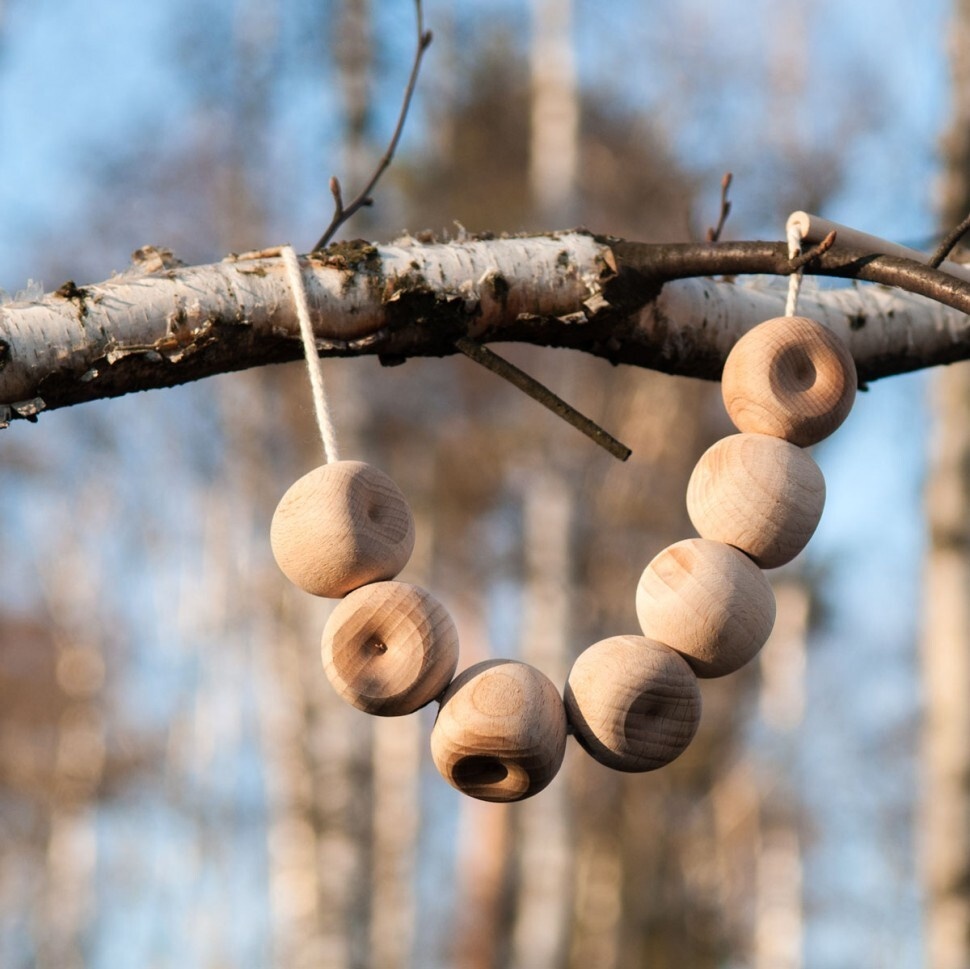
[
  {"left": 930, "top": 210, "right": 970, "bottom": 269},
  {"left": 789, "top": 229, "right": 837, "bottom": 273},
  {"left": 454, "top": 338, "right": 632, "bottom": 461},
  {"left": 706, "top": 172, "right": 733, "bottom": 243},
  {"left": 312, "top": 1, "right": 433, "bottom": 252},
  {"left": 327, "top": 175, "right": 346, "bottom": 225}
]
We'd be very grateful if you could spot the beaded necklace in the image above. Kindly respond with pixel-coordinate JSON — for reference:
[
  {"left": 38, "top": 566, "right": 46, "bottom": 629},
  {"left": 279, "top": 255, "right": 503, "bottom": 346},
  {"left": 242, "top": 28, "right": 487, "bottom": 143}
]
[{"left": 269, "top": 291, "right": 857, "bottom": 802}]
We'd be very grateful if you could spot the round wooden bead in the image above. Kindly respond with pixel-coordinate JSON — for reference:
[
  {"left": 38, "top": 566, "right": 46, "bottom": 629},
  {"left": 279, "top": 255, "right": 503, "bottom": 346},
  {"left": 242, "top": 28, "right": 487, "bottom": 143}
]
[
  {"left": 565, "top": 635, "right": 701, "bottom": 772},
  {"left": 430, "top": 660, "right": 568, "bottom": 803},
  {"left": 686, "top": 432, "right": 825, "bottom": 568},
  {"left": 721, "top": 316, "right": 857, "bottom": 446},
  {"left": 636, "top": 538, "right": 775, "bottom": 678},
  {"left": 322, "top": 581, "right": 459, "bottom": 716},
  {"left": 270, "top": 460, "right": 415, "bottom": 598}
]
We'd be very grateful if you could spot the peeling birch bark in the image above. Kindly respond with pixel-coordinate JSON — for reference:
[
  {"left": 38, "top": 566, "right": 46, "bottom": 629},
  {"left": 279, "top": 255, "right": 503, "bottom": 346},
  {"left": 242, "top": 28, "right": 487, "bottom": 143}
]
[{"left": 2, "top": 231, "right": 969, "bottom": 424}]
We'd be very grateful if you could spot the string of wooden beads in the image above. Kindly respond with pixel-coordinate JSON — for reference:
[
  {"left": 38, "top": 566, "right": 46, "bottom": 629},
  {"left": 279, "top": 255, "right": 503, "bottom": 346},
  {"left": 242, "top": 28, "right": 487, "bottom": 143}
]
[{"left": 270, "top": 314, "right": 857, "bottom": 802}]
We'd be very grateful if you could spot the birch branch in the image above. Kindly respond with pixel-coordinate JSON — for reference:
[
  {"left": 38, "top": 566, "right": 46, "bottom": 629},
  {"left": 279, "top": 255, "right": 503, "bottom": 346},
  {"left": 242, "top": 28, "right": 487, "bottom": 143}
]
[{"left": 2, "top": 230, "right": 970, "bottom": 424}]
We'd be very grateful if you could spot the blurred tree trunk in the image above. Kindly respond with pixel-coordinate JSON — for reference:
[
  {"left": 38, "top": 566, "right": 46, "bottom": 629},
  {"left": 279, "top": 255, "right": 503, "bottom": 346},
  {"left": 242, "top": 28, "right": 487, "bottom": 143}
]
[
  {"left": 509, "top": 469, "right": 575, "bottom": 969},
  {"left": 752, "top": 580, "right": 807, "bottom": 969},
  {"left": 336, "top": 0, "right": 375, "bottom": 231},
  {"left": 529, "top": 0, "right": 578, "bottom": 225},
  {"left": 922, "top": 369, "right": 970, "bottom": 969},
  {"left": 34, "top": 523, "right": 107, "bottom": 969},
  {"left": 922, "top": 1, "right": 970, "bottom": 963}
]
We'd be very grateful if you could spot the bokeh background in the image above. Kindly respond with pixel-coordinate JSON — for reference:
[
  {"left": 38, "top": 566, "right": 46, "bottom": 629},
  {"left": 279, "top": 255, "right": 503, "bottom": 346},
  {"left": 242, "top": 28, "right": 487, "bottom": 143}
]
[{"left": 0, "top": 1, "right": 963, "bottom": 966}]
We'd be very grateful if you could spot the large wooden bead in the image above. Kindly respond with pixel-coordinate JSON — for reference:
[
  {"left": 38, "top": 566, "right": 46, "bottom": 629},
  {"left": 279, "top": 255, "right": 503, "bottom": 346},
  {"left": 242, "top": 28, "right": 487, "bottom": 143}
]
[
  {"left": 270, "top": 460, "right": 415, "bottom": 598},
  {"left": 686, "top": 432, "right": 825, "bottom": 568},
  {"left": 565, "top": 635, "right": 701, "bottom": 772},
  {"left": 430, "top": 660, "right": 567, "bottom": 802},
  {"left": 636, "top": 538, "right": 775, "bottom": 678},
  {"left": 322, "top": 581, "right": 459, "bottom": 716},
  {"left": 721, "top": 316, "right": 857, "bottom": 446}
]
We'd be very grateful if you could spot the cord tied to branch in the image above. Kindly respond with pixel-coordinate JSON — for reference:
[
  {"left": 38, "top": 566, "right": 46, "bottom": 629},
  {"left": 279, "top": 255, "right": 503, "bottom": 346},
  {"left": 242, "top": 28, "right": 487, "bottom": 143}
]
[
  {"left": 785, "top": 219, "right": 804, "bottom": 317},
  {"left": 280, "top": 245, "right": 341, "bottom": 464}
]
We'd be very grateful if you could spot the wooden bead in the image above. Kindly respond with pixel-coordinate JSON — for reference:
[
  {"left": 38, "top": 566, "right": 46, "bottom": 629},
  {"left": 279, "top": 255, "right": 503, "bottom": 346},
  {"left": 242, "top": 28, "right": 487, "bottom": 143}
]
[
  {"left": 430, "top": 660, "right": 567, "bottom": 802},
  {"left": 270, "top": 461, "right": 415, "bottom": 598},
  {"left": 321, "top": 581, "right": 459, "bottom": 716},
  {"left": 636, "top": 538, "right": 775, "bottom": 678},
  {"left": 721, "top": 316, "right": 857, "bottom": 446},
  {"left": 686, "top": 432, "right": 825, "bottom": 568},
  {"left": 565, "top": 635, "right": 701, "bottom": 772}
]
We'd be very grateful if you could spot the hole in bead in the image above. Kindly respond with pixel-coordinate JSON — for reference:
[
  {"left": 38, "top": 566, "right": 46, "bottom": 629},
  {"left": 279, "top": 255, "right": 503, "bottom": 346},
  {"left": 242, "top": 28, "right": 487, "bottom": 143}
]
[
  {"left": 453, "top": 755, "right": 508, "bottom": 788},
  {"left": 364, "top": 494, "right": 411, "bottom": 543},
  {"left": 366, "top": 638, "right": 388, "bottom": 655},
  {"left": 773, "top": 345, "right": 816, "bottom": 394},
  {"left": 624, "top": 691, "right": 661, "bottom": 744}
]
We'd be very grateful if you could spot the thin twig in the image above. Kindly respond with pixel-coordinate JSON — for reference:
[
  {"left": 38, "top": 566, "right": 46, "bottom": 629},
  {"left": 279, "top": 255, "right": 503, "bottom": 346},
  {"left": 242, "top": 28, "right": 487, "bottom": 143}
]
[
  {"left": 312, "top": 1, "right": 433, "bottom": 252},
  {"left": 328, "top": 176, "right": 345, "bottom": 225},
  {"left": 706, "top": 172, "right": 733, "bottom": 243},
  {"left": 454, "top": 338, "right": 632, "bottom": 461},
  {"left": 789, "top": 229, "right": 837, "bottom": 272},
  {"left": 930, "top": 210, "right": 970, "bottom": 268}
]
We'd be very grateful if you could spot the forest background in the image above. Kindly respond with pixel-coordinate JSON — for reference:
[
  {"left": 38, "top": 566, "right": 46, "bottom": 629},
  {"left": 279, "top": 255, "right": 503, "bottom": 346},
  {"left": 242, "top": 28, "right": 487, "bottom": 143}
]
[{"left": 0, "top": 1, "right": 959, "bottom": 967}]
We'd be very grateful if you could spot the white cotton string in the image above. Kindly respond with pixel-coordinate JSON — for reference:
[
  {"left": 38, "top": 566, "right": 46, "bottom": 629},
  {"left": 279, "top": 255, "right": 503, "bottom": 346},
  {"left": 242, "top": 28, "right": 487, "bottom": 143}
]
[
  {"left": 785, "top": 220, "right": 804, "bottom": 317},
  {"left": 280, "top": 244, "right": 341, "bottom": 464}
]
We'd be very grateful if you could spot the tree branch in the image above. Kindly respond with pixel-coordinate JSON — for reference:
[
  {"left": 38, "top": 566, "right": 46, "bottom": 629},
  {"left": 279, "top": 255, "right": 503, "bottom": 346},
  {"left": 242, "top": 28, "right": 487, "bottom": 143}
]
[
  {"left": 3, "top": 231, "right": 970, "bottom": 424},
  {"left": 312, "top": 2, "right": 433, "bottom": 252}
]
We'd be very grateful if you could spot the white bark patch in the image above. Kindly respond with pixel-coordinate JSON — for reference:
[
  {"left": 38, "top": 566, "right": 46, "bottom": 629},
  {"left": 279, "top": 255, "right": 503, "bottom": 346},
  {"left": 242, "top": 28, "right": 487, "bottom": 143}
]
[
  {"left": 373, "top": 232, "right": 607, "bottom": 338},
  {"left": 647, "top": 275, "right": 970, "bottom": 374}
]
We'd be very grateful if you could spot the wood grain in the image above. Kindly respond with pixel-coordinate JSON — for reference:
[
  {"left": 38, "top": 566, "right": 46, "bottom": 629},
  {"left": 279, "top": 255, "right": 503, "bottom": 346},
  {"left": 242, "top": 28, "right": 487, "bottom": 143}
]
[
  {"left": 322, "top": 581, "right": 459, "bottom": 716},
  {"left": 430, "top": 660, "right": 567, "bottom": 802},
  {"left": 636, "top": 538, "right": 776, "bottom": 678},
  {"left": 270, "top": 460, "right": 415, "bottom": 598},
  {"left": 686, "top": 432, "right": 825, "bottom": 568},
  {"left": 565, "top": 635, "right": 701, "bottom": 772},
  {"left": 721, "top": 315, "right": 857, "bottom": 446}
]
